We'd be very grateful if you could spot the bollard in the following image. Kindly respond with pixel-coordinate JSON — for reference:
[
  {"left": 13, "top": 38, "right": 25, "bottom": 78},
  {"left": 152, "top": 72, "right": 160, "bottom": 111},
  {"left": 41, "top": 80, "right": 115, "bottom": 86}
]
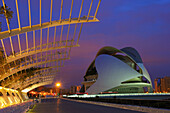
[{"left": 39, "top": 94, "right": 41, "bottom": 103}]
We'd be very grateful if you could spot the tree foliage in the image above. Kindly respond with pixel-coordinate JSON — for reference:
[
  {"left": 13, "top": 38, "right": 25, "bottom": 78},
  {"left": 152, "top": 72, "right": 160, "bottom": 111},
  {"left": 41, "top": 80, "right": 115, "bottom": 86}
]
[{"left": 0, "top": 4, "right": 13, "bottom": 31}]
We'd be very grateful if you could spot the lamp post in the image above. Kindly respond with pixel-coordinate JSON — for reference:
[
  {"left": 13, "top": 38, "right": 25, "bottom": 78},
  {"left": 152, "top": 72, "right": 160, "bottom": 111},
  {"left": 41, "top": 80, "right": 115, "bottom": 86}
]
[{"left": 56, "top": 82, "right": 61, "bottom": 96}]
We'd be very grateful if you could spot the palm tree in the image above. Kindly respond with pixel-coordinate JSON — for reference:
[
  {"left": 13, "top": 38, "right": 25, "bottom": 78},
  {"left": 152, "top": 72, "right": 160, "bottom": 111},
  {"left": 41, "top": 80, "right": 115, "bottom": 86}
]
[
  {"left": 0, "top": 4, "right": 13, "bottom": 21},
  {"left": 0, "top": 4, "right": 13, "bottom": 31},
  {"left": 0, "top": 47, "right": 5, "bottom": 64}
]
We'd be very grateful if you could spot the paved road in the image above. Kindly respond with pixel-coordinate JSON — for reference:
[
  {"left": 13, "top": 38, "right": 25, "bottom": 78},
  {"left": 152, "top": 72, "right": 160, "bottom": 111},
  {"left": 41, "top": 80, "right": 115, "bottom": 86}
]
[{"left": 28, "top": 98, "right": 144, "bottom": 113}]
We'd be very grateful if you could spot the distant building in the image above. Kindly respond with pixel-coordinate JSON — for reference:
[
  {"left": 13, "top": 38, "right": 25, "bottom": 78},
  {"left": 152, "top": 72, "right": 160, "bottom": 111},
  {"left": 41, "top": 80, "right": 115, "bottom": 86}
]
[
  {"left": 154, "top": 78, "right": 161, "bottom": 92},
  {"left": 76, "top": 86, "right": 81, "bottom": 92},
  {"left": 60, "top": 89, "right": 70, "bottom": 95},
  {"left": 154, "top": 76, "right": 170, "bottom": 93},
  {"left": 70, "top": 85, "right": 81, "bottom": 94},
  {"left": 50, "top": 89, "right": 53, "bottom": 94}
]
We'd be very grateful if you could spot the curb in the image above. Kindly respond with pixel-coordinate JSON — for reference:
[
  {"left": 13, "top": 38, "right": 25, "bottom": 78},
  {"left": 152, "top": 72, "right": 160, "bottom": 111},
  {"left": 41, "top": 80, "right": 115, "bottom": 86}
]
[{"left": 62, "top": 98, "right": 170, "bottom": 113}]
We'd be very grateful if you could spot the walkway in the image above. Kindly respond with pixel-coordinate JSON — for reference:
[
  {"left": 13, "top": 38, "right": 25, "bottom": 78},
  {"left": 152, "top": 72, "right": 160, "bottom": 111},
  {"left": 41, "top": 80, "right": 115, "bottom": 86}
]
[{"left": 28, "top": 98, "right": 143, "bottom": 113}]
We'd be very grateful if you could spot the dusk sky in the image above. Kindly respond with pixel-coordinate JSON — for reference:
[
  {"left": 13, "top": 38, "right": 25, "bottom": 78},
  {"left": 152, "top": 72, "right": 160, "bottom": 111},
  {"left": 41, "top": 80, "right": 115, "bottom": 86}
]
[
  {"left": 58, "top": 0, "right": 170, "bottom": 88},
  {"left": 1, "top": 0, "right": 170, "bottom": 89}
]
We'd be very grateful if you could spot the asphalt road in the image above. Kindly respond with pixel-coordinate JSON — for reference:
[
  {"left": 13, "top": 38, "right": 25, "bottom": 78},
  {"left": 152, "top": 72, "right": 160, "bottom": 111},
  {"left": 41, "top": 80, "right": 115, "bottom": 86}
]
[{"left": 28, "top": 98, "right": 144, "bottom": 113}]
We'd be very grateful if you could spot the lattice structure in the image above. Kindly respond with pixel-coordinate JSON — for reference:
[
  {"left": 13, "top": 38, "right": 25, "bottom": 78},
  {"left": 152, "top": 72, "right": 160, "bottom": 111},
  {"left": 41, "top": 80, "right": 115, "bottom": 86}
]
[{"left": 0, "top": 0, "right": 101, "bottom": 92}]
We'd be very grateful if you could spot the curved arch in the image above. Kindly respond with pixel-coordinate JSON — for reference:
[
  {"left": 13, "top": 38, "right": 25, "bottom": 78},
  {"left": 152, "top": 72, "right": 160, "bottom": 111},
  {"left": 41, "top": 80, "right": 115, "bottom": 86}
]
[
  {"left": 0, "top": 18, "right": 99, "bottom": 40},
  {"left": 121, "top": 47, "right": 143, "bottom": 63},
  {"left": 96, "top": 46, "right": 122, "bottom": 57},
  {"left": 6, "top": 40, "right": 76, "bottom": 64},
  {"left": 6, "top": 69, "right": 57, "bottom": 89},
  {"left": 21, "top": 81, "right": 53, "bottom": 93},
  {"left": 19, "top": 75, "right": 55, "bottom": 90},
  {"left": 7, "top": 67, "right": 59, "bottom": 89},
  {"left": 85, "top": 46, "right": 144, "bottom": 78},
  {"left": 0, "top": 58, "right": 67, "bottom": 81}
]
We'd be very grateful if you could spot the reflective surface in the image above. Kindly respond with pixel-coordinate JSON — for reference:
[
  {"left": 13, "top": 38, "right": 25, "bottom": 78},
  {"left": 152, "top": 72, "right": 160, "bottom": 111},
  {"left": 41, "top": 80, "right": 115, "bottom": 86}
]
[{"left": 28, "top": 98, "right": 143, "bottom": 113}]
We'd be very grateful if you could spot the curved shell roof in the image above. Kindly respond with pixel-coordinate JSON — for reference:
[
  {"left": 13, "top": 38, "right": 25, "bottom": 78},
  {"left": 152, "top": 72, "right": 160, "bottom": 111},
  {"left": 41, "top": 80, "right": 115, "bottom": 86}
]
[
  {"left": 121, "top": 47, "right": 143, "bottom": 63},
  {"left": 85, "top": 46, "right": 144, "bottom": 76}
]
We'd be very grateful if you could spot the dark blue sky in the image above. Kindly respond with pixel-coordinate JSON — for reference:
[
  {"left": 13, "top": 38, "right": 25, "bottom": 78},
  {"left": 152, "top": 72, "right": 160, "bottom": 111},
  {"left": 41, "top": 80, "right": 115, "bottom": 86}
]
[
  {"left": 1, "top": 0, "right": 170, "bottom": 89},
  {"left": 58, "top": 0, "right": 170, "bottom": 88}
]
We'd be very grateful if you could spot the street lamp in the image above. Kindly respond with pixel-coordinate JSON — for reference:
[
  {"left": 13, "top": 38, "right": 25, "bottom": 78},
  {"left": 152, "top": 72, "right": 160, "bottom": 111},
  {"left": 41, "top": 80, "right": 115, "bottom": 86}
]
[
  {"left": 56, "top": 83, "right": 61, "bottom": 87},
  {"left": 56, "top": 82, "right": 61, "bottom": 96}
]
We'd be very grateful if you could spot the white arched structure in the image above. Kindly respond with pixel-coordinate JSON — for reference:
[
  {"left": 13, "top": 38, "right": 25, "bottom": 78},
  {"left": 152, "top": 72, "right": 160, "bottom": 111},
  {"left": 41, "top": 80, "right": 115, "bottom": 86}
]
[
  {"left": 82, "top": 46, "right": 153, "bottom": 94},
  {"left": 0, "top": 0, "right": 101, "bottom": 91}
]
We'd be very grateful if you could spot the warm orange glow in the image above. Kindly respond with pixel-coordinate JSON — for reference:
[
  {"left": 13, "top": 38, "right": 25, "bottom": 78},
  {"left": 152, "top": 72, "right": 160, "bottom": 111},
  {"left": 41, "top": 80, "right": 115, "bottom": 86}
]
[
  {"left": 30, "top": 91, "right": 35, "bottom": 94},
  {"left": 56, "top": 82, "right": 61, "bottom": 87}
]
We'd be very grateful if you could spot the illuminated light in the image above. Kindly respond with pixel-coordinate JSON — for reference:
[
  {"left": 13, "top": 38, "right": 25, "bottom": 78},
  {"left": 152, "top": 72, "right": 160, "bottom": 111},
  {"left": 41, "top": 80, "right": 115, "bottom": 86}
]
[
  {"left": 56, "top": 82, "right": 61, "bottom": 87},
  {"left": 21, "top": 89, "right": 30, "bottom": 93},
  {"left": 8, "top": 97, "right": 13, "bottom": 104},
  {"left": 31, "top": 91, "right": 36, "bottom": 94},
  {"left": 1, "top": 102, "right": 4, "bottom": 108},
  {"left": 11, "top": 90, "right": 13, "bottom": 92},
  {"left": 14, "top": 97, "right": 18, "bottom": 103},
  {"left": 0, "top": 98, "right": 7, "bottom": 109},
  {"left": 0, "top": 87, "right": 2, "bottom": 89}
]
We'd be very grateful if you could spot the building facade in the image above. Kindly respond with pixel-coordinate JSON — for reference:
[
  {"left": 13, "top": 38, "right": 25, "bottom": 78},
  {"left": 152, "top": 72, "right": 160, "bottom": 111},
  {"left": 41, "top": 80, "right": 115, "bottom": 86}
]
[
  {"left": 154, "top": 76, "right": 170, "bottom": 93},
  {"left": 70, "top": 85, "right": 81, "bottom": 94},
  {"left": 81, "top": 46, "right": 153, "bottom": 94}
]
